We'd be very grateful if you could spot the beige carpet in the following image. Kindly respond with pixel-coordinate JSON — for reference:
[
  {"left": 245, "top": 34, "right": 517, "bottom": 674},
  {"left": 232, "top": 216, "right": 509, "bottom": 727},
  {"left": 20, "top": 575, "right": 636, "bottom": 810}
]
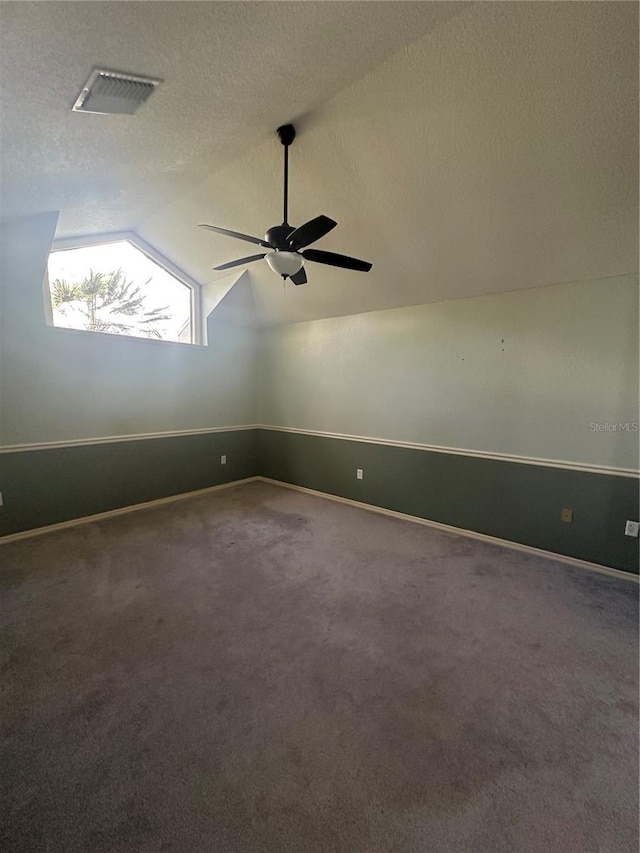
[{"left": 1, "top": 481, "right": 638, "bottom": 852}]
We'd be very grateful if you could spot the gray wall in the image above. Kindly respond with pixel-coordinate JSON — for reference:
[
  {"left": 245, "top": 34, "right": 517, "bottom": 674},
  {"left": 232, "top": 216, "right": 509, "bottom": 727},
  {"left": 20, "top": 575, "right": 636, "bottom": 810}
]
[
  {"left": 1, "top": 212, "right": 256, "bottom": 447},
  {"left": 258, "top": 276, "right": 639, "bottom": 471}
]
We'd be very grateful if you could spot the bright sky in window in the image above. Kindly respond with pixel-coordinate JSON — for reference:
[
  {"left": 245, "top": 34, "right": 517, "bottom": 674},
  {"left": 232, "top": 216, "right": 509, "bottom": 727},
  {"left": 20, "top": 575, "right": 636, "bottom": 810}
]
[{"left": 47, "top": 241, "right": 192, "bottom": 343}]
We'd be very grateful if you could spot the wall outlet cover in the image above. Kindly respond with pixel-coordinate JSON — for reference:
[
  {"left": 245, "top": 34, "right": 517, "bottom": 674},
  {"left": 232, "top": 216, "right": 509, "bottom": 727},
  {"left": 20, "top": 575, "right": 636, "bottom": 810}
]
[
  {"left": 561, "top": 508, "right": 573, "bottom": 523},
  {"left": 356, "top": 469, "right": 364, "bottom": 480},
  {"left": 220, "top": 455, "right": 227, "bottom": 465},
  {"left": 624, "top": 520, "right": 639, "bottom": 537}
]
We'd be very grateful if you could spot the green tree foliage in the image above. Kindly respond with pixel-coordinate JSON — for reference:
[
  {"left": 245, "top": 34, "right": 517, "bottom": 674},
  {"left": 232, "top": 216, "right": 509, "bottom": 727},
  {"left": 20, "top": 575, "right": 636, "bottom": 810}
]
[{"left": 50, "top": 269, "right": 171, "bottom": 338}]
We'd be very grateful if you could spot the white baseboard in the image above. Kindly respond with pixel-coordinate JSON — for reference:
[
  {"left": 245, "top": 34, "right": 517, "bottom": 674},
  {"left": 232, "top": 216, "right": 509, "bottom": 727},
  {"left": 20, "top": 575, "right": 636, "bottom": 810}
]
[
  {"left": 2, "top": 475, "right": 636, "bottom": 583},
  {"left": 256, "top": 477, "right": 639, "bottom": 583},
  {"left": 0, "top": 477, "right": 259, "bottom": 545}
]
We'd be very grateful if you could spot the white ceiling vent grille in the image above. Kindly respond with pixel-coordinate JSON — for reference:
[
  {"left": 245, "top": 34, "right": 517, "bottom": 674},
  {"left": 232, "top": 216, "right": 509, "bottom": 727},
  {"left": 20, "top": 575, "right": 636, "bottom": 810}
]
[{"left": 72, "top": 68, "right": 162, "bottom": 115}]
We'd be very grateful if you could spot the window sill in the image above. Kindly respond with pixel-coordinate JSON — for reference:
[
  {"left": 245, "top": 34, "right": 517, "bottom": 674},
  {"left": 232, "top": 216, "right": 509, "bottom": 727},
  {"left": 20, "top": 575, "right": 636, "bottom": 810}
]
[{"left": 44, "top": 324, "right": 206, "bottom": 350}]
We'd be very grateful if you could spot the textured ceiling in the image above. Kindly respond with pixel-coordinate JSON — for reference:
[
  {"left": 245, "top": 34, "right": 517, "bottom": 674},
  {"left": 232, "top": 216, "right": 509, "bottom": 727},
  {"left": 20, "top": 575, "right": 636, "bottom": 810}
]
[
  {"left": 0, "top": 1, "right": 464, "bottom": 232},
  {"left": 1, "top": 1, "right": 637, "bottom": 326}
]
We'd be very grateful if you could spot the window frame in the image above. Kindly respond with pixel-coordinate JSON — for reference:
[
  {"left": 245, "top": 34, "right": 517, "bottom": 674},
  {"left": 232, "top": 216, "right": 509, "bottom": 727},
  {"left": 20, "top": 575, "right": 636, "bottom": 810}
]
[{"left": 45, "top": 231, "right": 203, "bottom": 346}]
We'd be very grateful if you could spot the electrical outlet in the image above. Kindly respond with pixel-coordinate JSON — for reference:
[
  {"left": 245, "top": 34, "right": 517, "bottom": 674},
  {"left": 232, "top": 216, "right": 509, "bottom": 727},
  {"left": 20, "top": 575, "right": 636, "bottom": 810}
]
[
  {"left": 0, "top": 491, "right": 3, "bottom": 507},
  {"left": 220, "top": 455, "right": 227, "bottom": 465},
  {"left": 356, "top": 468, "right": 364, "bottom": 480},
  {"left": 561, "top": 508, "right": 573, "bottom": 523},
  {"left": 625, "top": 520, "right": 639, "bottom": 537}
]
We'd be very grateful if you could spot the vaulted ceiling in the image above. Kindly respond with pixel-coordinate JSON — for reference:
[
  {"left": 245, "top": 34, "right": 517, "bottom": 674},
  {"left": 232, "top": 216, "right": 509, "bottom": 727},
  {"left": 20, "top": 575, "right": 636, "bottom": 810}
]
[{"left": 1, "top": 1, "right": 637, "bottom": 326}]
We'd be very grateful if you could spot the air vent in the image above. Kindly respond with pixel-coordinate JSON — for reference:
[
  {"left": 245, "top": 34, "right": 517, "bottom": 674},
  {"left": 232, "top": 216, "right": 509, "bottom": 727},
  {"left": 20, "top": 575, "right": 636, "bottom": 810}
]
[{"left": 72, "top": 68, "right": 162, "bottom": 115}]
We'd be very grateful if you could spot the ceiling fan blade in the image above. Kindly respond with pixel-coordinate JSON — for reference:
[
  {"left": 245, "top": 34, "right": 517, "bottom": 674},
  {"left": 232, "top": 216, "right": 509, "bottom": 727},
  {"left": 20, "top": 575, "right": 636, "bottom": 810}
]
[
  {"left": 302, "top": 248, "right": 372, "bottom": 272},
  {"left": 213, "top": 253, "right": 266, "bottom": 271},
  {"left": 287, "top": 215, "right": 337, "bottom": 250},
  {"left": 200, "top": 224, "right": 272, "bottom": 248},
  {"left": 289, "top": 267, "right": 307, "bottom": 286}
]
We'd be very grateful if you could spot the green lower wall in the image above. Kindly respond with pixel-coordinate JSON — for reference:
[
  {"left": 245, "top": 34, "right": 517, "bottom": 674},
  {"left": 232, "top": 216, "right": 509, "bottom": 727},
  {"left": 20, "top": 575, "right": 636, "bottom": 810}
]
[
  {"left": 0, "top": 429, "right": 258, "bottom": 536},
  {"left": 2, "top": 427, "right": 638, "bottom": 575},
  {"left": 258, "top": 430, "right": 639, "bottom": 574}
]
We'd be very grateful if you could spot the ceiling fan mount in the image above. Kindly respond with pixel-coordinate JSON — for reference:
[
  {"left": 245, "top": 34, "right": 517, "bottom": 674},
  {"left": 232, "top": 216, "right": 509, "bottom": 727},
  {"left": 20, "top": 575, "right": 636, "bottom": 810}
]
[
  {"left": 199, "top": 123, "right": 372, "bottom": 286},
  {"left": 276, "top": 123, "right": 296, "bottom": 147}
]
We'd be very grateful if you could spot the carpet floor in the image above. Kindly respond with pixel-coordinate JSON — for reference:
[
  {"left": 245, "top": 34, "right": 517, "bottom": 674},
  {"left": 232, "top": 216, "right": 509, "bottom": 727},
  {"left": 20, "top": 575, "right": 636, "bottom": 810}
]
[{"left": 1, "top": 480, "right": 638, "bottom": 852}]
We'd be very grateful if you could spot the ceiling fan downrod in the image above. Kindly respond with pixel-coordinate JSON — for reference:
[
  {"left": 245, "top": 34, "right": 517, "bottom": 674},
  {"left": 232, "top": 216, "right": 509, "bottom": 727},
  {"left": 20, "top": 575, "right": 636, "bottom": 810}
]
[{"left": 277, "top": 124, "right": 296, "bottom": 226}]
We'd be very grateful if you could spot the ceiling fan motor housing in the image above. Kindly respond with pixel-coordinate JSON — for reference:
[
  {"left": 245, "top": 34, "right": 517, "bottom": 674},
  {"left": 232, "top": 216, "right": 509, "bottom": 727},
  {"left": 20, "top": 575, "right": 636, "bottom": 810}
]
[{"left": 265, "top": 224, "right": 296, "bottom": 249}]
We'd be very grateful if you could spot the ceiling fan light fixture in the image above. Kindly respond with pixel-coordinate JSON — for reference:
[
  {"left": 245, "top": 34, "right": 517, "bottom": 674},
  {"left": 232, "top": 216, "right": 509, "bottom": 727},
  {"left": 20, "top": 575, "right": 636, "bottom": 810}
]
[{"left": 265, "top": 251, "right": 304, "bottom": 277}]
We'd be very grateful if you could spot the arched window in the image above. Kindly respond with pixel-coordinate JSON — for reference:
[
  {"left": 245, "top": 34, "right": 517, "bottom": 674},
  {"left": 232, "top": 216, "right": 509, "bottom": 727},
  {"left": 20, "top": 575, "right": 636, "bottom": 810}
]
[{"left": 44, "top": 233, "right": 200, "bottom": 345}]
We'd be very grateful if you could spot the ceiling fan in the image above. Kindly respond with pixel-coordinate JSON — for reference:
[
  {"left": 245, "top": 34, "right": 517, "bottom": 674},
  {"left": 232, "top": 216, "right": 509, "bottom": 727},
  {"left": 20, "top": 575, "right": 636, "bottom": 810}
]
[{"left": 199, "top": 124, "right": 372, "bottom": 286}]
